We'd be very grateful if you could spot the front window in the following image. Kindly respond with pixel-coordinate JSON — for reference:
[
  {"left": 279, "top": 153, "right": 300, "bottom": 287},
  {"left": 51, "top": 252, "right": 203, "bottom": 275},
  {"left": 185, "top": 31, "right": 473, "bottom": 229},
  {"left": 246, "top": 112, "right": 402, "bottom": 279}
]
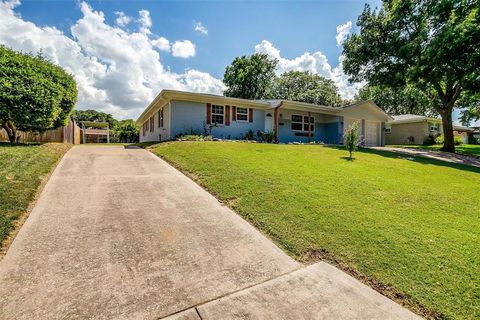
[
  {"left": 212, "top": 105, "right": 225, "bottom": 124},
  {"left": 236, "top": 107, "right": 248, "bottom": 121},
  {"left": 291, "top": 114, "right": 314, "bottom": 132},
  {"left": 385, "top": 124, "right": 392, "bottom": 133},
  {"left": 430, "top": 123, "right": 439, "bottom": 131}
]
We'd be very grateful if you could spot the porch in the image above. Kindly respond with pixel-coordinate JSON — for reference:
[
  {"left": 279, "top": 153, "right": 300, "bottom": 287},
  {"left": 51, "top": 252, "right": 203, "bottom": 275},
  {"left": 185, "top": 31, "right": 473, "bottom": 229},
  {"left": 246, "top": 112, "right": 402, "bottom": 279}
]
[{"left": 272, "top": 102, "right": 343, "bottom": 144}]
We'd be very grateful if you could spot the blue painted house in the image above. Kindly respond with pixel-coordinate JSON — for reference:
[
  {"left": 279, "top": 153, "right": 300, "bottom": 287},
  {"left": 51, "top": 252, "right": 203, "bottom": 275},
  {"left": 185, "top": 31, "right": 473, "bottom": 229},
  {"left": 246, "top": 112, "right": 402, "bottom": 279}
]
[{"left": 137, "top": 90, "right": 392, "bottom": 146}]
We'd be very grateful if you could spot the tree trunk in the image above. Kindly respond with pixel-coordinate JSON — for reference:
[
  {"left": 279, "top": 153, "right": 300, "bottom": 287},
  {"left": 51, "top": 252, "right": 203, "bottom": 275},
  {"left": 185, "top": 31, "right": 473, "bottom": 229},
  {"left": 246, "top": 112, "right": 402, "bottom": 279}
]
[
  {"left": 439, "top": 109, "right": 455, "bottom": 153},
  {"left": 1, "top": 120, "right": 17, "bottom": 144}
]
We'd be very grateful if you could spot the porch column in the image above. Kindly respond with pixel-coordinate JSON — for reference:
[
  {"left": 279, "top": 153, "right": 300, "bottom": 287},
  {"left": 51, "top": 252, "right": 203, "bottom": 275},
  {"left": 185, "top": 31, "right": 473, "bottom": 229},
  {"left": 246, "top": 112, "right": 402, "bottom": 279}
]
[
  {"left": 307, "top": 112, "right": 311, "bottom": 143},
  {"left": 381, "top": 122, "right": 385, "bottom": 146},
  {"left": 274, "top": 102, "right": 282, "bottom": 143},
  {"left": 338, "top": 116, "right": 344, "bottom": 144}
]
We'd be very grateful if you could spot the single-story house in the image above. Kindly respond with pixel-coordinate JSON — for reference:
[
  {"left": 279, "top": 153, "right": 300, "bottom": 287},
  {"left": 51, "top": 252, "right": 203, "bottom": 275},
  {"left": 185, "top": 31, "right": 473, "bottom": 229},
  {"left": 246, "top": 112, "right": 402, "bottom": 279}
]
[
  {"left": 136, "top": 90, "right": 392, "bottom": 146},
  {"left": 385, "top": 114, "right": 474, "bottom": 145}
]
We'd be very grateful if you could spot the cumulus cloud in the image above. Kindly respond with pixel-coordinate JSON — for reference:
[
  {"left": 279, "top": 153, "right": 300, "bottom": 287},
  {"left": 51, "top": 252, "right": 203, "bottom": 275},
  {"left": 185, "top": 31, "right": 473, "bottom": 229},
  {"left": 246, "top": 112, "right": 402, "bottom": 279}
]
[
  {"left": 254, "top": 40, "right": 363, "bottom": 100},
  {"left": 171, "top": 40, "right": 195, "bottom": 58},
  {"left": 137, "top": 9, "right": 152, "bottom": 34},
  {"left": 114, "top": 11, "right": 131, "bottom": 27},
  {"left": 151, "top": 36, "right": 170, "bottom": 51},
  {"left": 0, "top": 0, "right": 224, "bottom": 119},
  {"left": 336, "top": 21, "right": 352, "bottom": 46},
  {"left": 193, "top": 21, "right": 208, "bottom": 35}
]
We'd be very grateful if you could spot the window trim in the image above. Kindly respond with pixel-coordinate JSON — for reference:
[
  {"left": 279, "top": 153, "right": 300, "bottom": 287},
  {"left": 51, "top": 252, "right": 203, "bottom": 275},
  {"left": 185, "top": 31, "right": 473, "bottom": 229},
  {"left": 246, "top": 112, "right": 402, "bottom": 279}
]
[
  {"left": 236, "top": 107, "right": 249, "bottom": 122},
  {"left": 211, "top": 104, "right": 225, "bottom": 125},
  {"left": 429, "top": 123, "right": 439, "bottom": 132},
  {"left": 291, "top": 114, "right": 315, "bottom": 133}
]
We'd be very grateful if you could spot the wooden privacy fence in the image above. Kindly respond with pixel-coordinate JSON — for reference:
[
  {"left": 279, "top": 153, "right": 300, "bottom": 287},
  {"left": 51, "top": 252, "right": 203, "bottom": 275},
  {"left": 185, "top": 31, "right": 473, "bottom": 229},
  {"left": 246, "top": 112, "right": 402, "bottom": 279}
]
[{"left": 0, "top": 118, "right": 81, "bottom": 144}]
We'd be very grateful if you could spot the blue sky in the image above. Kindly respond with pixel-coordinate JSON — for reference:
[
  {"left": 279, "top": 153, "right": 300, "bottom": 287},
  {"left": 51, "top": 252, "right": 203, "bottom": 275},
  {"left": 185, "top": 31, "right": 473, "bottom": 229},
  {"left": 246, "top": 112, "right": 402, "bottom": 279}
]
[{"left": 6, "top": 0, "right": 450, "bottom": 121}]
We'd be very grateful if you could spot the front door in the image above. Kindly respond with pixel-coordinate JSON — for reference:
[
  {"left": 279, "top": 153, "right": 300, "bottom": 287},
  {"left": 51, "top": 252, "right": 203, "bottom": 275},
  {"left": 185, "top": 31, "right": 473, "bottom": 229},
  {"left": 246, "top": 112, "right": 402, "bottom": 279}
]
[{"left": 265, "top": 113, "right": 273, "bottom": 132}]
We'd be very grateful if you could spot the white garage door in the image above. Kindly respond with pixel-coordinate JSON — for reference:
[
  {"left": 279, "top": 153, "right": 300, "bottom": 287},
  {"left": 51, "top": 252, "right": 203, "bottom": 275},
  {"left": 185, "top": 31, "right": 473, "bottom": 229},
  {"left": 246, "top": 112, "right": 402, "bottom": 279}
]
[{"left": 365, "top": 121, "right": 380, "bottom": 146}]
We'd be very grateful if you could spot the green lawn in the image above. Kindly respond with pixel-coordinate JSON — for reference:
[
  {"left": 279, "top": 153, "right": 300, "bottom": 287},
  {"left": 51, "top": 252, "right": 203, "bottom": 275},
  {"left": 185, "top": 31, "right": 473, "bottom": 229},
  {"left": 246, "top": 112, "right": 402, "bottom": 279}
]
[
  {"left": 152, "top": 142, "right": 480, "bottom": 320},
  {"left": 391, "top": 144, "right": 480, "bottom": 157},
  {"left": 0, "top": 143, "right": 70, "bottom": 246}
]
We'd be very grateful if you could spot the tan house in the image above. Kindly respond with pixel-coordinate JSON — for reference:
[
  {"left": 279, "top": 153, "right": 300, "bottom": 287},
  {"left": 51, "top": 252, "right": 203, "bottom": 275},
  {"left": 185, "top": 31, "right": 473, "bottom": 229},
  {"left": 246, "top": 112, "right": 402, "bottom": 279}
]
[{"left": 385, "top": 114, "right": 473, "bottom": 145}]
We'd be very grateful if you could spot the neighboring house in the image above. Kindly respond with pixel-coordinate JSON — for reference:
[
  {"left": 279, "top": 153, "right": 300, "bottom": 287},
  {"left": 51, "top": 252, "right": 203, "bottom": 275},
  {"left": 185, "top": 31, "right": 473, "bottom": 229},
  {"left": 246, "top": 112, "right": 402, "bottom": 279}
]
[
  {"left": 385, "top": 114, "right": 474, "bottom": 145},
  {"left": 136, "top": 90, "right": 392, "bottom": 146}
]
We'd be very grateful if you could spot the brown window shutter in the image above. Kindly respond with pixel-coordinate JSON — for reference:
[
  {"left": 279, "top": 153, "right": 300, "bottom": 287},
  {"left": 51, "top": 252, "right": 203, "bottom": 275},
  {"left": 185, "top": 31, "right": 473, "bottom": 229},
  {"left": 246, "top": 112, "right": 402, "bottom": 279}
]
[
  {"left": 225, "top": 105, "right": 230, "bottom": 126},
  {"left": 232, "top": 106, "right": 237, "bottom": 121},
  {"left": 206, "top": 103, "right": 212, "bottom": 124},
  {"left": 161, "top": 108, "right": 164, "bottom": 127},
  {"left": 248, "top": 108, "right": 253, "bottom": 122}
]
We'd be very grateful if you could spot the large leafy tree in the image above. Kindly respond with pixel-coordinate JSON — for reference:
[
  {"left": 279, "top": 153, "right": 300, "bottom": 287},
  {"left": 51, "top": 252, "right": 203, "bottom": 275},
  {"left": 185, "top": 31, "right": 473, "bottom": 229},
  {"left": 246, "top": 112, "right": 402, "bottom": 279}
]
[
  {"left": 113, "top": 119, "right": 139, "bottom": 143},
  {"left": 356, "top": 85, "right": 437, "bottom": 116},
  {"left": 223, "top": 53, "right": 278, "bottom": 99},
  {"left": 343, "top": 0, "right": 480, "bottom": 152},
  {"left": 271, "top": 71, "right": 344, "bottom": 107},
  {"left": 0, "top": 46, "right": 77, "bottom": 143},
  {"left": 72, "top": 109, "right": 118, "bottom": 128}
]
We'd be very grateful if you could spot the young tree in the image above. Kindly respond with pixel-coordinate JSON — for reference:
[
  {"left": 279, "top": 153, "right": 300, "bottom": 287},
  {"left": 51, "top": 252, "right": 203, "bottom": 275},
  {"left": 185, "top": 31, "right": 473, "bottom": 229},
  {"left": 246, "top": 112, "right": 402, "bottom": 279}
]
[
  {"left": 223, "top": 53, "right": 277, "bottom": 99},
  {"left": 344, "top": 122, "right": 361, "bottom": 160},
  {"left": 271, "top": 71, "right": 344, "bottom": 107},
  {"left": 0, "top": 46, "right": 77, "bottom": 143},
  {"left": 343, "top": 0, "right": 480, "bottom": 152}
]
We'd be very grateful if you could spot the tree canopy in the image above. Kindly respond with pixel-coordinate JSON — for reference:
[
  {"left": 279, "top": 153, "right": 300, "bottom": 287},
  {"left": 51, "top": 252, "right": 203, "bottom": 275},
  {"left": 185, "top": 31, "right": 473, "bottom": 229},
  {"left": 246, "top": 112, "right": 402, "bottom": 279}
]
[
  {"left": 0, "top": 46, "right": 77, "bottom": 143},
  {"left": 271, "top": 71, "right": 343, "bottom": 107},
  {"left": 343, "top": 0, "right": 480, "bottom": 152},
  {"left": 72, "top": 109, "right": 118, "bottom": 128},
  {"left": 223, "top": 53, "right": 278, "bottom": 100},
  {"left": 356, "top": 85, "right": 437, "bottom": 117}
]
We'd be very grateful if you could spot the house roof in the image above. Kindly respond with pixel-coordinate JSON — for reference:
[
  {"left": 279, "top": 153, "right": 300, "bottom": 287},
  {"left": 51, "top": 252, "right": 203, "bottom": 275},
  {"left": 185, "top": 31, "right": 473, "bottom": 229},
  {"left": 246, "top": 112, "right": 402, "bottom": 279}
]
[
  {"left": 389, "top": 114, "right": 474, "bottom": 132},
  {"left": 389, "top": 114, "right": 439, "bottom": 124},
  {"left": 136, "top": 89, "right": 391, "bottom": 123}
]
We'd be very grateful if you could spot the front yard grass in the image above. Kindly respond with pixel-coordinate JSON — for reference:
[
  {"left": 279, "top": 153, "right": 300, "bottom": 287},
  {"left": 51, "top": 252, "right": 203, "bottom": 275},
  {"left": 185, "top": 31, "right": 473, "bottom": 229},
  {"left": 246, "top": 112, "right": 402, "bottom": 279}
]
[
  {"left": 392, "top": 144, "right": 480, "bottom": 157},
  {"left": 152, "top": 142, "right": 480, "bottom": 320},
  {"left": 0, "top": 143, "right": 70, "bottom": 249}
]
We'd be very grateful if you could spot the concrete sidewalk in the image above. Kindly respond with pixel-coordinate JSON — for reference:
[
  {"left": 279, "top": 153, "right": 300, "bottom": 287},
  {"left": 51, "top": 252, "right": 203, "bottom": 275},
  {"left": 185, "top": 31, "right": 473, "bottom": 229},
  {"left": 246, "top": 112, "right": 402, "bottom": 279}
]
[
  {"left": 0, "top": 146, "right": 421, "bottom": 319},
  {"left": 373, "top": 146, "right": 480, "bottom": 167}
]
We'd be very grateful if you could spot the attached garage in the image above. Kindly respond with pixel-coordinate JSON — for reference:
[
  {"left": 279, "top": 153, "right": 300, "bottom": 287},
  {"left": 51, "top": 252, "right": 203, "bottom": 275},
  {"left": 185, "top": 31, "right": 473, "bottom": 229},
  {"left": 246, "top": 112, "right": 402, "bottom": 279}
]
[{"left": 341, "top": 101, "right": 393, "bottom": 147}]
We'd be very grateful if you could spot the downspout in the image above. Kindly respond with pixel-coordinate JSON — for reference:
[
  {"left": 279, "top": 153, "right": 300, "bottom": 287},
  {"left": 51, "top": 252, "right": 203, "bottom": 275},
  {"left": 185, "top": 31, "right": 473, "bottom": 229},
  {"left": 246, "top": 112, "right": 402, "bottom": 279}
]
[{"left": 274, "top": 101, "right": 283, "bottom": 143}]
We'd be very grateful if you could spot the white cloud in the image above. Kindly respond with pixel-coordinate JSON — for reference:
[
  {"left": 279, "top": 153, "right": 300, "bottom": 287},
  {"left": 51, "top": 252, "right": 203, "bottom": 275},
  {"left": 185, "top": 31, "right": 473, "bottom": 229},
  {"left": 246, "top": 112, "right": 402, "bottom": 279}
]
[
  {"left": 336, "top": 21, "right": 352, "bottom": 47},
  {"left": 254, "top": 40, "right": 363, "bottom": 100},
  {"left": 0, "top": 1, "right": 224, "bottom": 119},
  {"left": 138, "top": 9, "right": 151, "bottom": 34},
  {"left": 193, "top": 21, "right": 208, "bottom": 35},
  {"left": 114, "top": 11, "right": 131, "bottom": 27},
  {"left": 171, "top": 40, "right": 195, "bottom": 58},
  {"left": 151, "top": 36, "right": 170, "bottom": 52}
]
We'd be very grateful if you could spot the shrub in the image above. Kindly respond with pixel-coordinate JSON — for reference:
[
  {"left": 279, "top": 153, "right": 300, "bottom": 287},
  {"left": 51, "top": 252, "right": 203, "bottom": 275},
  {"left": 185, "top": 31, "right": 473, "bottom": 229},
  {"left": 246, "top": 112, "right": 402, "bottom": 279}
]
[
  {"left": 256, "top": 130, "right": 275, "bottom": 143},
  {"left": 244, "top": 129, "right": 255, "bottom": 140},
  {"left": 435, "top": 134, "right": 463, "bottom": 145},
  {"left": 468, "top": 135, "right": 479, "bottom": 145},
  {"left": 175, "top": 134, "right": 212, "bottom": 141},
  {"left": 423, "top": 134, "right": 437, "bottom": 145},
  {"left": 344, "top": 122, "right": 361, "bottom": 159}
]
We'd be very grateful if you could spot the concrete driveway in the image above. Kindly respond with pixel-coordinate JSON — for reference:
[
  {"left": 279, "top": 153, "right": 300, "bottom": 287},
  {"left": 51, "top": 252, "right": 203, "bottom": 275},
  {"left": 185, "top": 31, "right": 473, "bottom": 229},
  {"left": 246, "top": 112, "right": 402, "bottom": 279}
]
[{"left": 0, "top": 146, "right": 421, "bottom": 319}]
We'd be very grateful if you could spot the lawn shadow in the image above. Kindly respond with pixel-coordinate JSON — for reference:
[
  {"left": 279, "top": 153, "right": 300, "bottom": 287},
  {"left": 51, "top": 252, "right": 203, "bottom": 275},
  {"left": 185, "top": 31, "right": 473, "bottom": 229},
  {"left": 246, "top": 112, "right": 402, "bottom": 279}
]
[
  {"left": 327, "top": 145, "right": 480, "bottom": 174},
  {"left": 340, "top": 156, "right": 355, "bottom": 162}
]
